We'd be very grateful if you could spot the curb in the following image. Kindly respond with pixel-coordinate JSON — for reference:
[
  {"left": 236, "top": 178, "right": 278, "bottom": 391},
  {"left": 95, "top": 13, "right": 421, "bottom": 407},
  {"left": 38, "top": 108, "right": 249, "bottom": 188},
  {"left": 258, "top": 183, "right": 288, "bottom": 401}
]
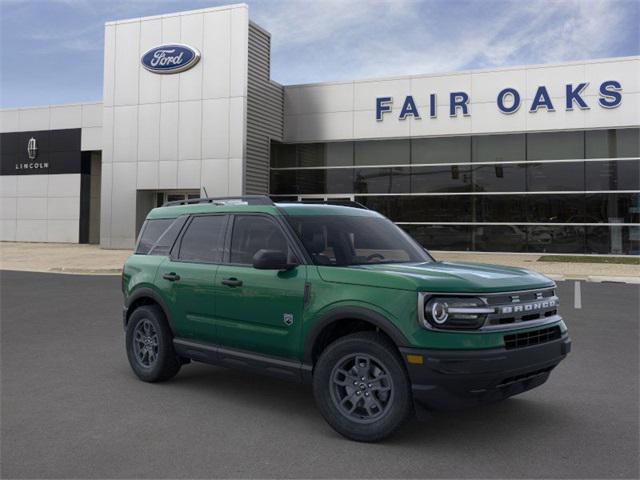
[{"left": 48, "top": 267, "right": 122, "bottom": 275}]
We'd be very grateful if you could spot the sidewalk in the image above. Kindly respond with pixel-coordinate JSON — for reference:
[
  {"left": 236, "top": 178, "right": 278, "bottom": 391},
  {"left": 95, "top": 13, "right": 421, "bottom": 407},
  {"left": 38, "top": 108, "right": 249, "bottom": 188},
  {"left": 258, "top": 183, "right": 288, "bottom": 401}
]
[{"left": 1, "top": 242, "right": 638, "bottom": 283}]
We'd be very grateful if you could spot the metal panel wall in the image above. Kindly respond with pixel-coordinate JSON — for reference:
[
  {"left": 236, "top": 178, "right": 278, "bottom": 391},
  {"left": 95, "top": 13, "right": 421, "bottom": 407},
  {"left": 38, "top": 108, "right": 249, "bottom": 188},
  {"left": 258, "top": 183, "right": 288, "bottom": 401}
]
[{"left": 244, "top": 23, "right": 284, "bottom": 194}]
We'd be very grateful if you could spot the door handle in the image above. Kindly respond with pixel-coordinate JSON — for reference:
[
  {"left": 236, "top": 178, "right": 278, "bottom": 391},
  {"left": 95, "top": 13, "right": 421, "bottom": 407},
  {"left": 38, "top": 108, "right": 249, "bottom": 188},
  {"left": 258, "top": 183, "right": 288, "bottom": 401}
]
[
  {"left": 221, "top": 277, "right": 243, "bottom": 287},
  {"left": 162, "top": 272, "right": 181, "bottom": 282}
]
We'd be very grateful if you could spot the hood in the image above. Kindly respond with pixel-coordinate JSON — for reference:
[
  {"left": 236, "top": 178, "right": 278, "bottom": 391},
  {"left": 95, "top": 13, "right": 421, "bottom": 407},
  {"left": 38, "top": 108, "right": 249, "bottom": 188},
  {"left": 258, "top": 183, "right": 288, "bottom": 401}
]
[{"left": 316, "top": 261, "right": 554, "bottom": 293}]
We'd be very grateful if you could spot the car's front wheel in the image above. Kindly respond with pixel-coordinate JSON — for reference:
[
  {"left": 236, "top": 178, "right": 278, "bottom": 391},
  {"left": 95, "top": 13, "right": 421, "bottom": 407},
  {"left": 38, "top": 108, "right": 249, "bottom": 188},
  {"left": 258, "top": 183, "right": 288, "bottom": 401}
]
[
  {"left": 125, "top": 305, "right": 181, "bottom": 382},
  {"left": 313, "top": 331, "right": 413, "bottom": 442}
]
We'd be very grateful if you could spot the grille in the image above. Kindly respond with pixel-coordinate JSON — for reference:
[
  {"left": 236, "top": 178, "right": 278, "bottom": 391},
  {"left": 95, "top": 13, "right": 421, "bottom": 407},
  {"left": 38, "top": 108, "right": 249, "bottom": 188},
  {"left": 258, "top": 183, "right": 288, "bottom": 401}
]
[
  {"left": 485, "top": 288, "right": 558, "bottom": 326},
  {"left": 504, "top": 326, "right": 561, "bottom": 350}
]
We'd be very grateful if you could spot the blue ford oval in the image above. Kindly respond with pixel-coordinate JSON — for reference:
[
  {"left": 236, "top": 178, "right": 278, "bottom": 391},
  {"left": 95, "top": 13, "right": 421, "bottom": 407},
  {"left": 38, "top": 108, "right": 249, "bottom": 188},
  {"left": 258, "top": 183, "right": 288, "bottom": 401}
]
[{"left": 141, "top": 44, "right": 201, "bottom": 74}]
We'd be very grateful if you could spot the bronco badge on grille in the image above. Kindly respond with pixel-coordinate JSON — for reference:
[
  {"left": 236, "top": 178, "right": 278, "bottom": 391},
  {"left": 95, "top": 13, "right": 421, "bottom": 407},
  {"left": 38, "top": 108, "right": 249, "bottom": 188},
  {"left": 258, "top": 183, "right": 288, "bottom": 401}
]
[{"left": 499, "top": 298, "right": 557, "bottom": 314}]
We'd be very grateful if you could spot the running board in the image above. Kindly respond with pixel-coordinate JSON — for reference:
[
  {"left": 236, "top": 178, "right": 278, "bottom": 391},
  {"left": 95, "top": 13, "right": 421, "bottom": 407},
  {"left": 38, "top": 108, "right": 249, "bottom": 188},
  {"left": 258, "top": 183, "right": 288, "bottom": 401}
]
[{"left": 173, "top": 338, "right": 312, "bottom": 384}]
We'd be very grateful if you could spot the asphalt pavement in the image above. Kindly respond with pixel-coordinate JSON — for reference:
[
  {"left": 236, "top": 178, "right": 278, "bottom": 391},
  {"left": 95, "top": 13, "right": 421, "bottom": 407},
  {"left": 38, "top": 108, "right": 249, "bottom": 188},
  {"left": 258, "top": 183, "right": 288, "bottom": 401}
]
[{"left": 1, "top": 270, "right": 638, "bottom": 479}]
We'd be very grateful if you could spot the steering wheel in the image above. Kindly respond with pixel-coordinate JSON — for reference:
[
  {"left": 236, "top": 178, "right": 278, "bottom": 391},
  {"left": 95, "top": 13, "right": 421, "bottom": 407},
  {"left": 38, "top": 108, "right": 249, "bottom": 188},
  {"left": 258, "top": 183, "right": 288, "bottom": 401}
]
[{"left": 366, "top": 253, "right": 385, "bottom": 262}]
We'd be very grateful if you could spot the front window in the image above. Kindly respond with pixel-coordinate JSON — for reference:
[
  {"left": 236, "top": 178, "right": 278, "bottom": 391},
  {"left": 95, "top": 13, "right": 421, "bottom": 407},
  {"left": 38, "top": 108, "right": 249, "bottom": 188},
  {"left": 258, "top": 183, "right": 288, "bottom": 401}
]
[{"left": 286, "top": 215, "right": 431, "bottom": 266}]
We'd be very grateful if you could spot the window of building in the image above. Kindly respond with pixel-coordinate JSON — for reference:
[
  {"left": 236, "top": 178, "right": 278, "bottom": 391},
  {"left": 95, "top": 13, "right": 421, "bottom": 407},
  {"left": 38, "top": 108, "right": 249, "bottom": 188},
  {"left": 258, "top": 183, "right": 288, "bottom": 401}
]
[
  {"left": 178, "top": 215, "right": 227, "bottom": 263},
  {"left": 471, "top": 163, "right": 526, "bottom": 192},
  {"left": 411, "top": 165, "right": 473, "bottom": 193},
  {"left": 585, "top": 160, "right": 640, "bottom": 190},
  {"left": 472, "top": 134, "right": 525, "bottom": 163},
  {"left": 527, "top": 161, "right": 585, "bottom": 191},
  {"left": 585, "top": 192, "right": 640, "bottom": 224},
  {"left": 412, "top": 136, "right": 470, "bottom": 164},
  {"left": 585, "top": 128, "right": 640, "bottom": 158},
  {"left": 354, "top": 167, "right": 411, "bottom": 194},
  {"left": 526, "top": 194, "right": 585, "bottom": 223},
  {"left": 474, "top": 194, "right": 528, "bottom": 223},
  {"left": 527, "top": 131, "right": 584, "bottom": 160},
  {"left": 355, "top": 139, "right": 410, "bottom": 166},
  {"left": 230, "top": 216, "right": 290, "bottom": 265}
]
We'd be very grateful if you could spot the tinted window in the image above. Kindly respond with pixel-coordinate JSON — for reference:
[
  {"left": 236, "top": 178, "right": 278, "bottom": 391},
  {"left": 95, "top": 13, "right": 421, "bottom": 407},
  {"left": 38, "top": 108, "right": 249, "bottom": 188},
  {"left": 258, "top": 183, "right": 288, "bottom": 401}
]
[
  {"left": 136, "top": 219, "right": 174, "bottom": 254},
  {"left": 148, "top": 216, "right": 187, "bottom": 256},
  {"left": 402, "top": 224, "right": 472, "bottom": 251},
  {"left": 230, "top": 216, "right": 290, "bottom": 265},
  {"left": 472, "top": 134, "right": 525, "bottom": 163},
  {"left": 475, "top": 195, "right": 528, "bottom": 223},
  {"left": 526, "top": 194, "right": 585, "bottom": 222},
  {"left": 473, "top": 225, "right": 528, "bottom": 252},
  {"left": 355, "top": 140, "right": 410, "bottom": 166},
  {"left": 527, "top": 162, "right": 585, "bottom": 191},
  {"left": 271, "top": 142, "right": 297, "bottom": 168},
  {"left": 472, "top": 164, "right": 526, "bottom": 192},
  {"left": 527, "top": 131, "right": 584, "bottom": 160},
  {"left": 178, "top": 215, "right": 227, "bottom": 263},
  {"left": 355, "top": 167, "right": 410, "bottom": 194},
  {"left": 587, "top": 226, "right": 640, "bottom": 255},
  {"left": 287, "top": 215, "right": 429, "bottom": 266},
  {"left": 585, "top": 193, "right": 640, "bottom": 224},
  {"left": 412, "top": 136, "right": 470, "bottom": 164},
  {"left": 585, "top": 160, "right": 640, "bottom": 190},
  {"left": 585, "top": 128, "right": 640, "bottom": 158},
  {"left": 411, "top": 165, "right": 473, "bottom": 193},
  {"left": 526, "top": 226, "right": 585, "bottom": 254}
]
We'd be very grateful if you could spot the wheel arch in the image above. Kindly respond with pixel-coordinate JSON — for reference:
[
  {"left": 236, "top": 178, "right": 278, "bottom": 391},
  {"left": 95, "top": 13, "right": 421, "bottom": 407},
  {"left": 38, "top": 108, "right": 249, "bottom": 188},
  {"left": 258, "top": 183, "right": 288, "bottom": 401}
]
[
  {"left": 125, "top": 287, "right": 176, "bottom": 335},
  {"left": 304, "top": 306, "right": 409, "bottom": 365}
]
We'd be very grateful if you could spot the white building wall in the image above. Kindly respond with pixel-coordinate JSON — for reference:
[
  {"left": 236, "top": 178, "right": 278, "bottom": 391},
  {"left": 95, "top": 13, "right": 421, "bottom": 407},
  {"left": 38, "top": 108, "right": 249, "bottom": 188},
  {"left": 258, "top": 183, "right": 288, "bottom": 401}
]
[
  {"left": 283, "top": 57, "right": 640, "bottom": 142},
  {"left": 100, "top": 4, "right": 249, "bottom": 248},
  {"left": 0, "top": 102, "right": 102, "bottom": 243},
  {"left": 0, "top": 174, "right": 81, "bottom": 243}
]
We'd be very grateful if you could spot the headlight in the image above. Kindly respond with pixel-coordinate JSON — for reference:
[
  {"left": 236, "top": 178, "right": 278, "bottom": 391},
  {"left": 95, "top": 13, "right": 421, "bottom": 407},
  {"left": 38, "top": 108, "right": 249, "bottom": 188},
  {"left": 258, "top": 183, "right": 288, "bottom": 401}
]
[{"left": 422, "top": 296, "right": 494, "bottom": 330}]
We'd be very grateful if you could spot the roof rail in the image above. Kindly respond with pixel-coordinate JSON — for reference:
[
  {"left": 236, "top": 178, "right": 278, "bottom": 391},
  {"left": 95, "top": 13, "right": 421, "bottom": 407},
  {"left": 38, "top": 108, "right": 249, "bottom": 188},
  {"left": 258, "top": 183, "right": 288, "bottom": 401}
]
[
  {"left": 278, "top": 199, "right": 370, "bottom": 210},
  {"left": 162, "top": 195, "right": 275, "bottom": 207}
]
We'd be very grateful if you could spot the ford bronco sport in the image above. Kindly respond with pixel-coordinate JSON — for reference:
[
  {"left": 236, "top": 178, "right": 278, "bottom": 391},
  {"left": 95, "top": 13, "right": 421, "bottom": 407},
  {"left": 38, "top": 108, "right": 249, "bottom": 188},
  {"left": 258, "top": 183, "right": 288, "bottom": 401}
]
[{"left": 122, "top": 196, "right": 571, "bottom": 442}]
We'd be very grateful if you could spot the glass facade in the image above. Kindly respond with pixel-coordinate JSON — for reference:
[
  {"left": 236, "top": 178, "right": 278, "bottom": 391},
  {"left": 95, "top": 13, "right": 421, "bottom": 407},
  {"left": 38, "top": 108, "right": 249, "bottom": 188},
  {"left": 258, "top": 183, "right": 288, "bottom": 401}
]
[{"left": 270, "top": 128, "right": 640, "bottom": 255}]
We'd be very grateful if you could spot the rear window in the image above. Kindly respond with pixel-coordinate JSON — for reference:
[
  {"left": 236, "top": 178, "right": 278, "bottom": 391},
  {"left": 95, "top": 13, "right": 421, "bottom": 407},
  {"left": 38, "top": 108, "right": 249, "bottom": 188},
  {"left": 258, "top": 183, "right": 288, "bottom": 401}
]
[{"left": 135, "top": 217, "right": 186, "bottom": 255}]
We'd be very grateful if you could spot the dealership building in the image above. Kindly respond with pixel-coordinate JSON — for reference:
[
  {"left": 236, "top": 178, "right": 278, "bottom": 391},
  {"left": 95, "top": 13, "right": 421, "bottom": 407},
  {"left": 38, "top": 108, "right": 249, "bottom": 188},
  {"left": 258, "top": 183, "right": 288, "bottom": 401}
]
[{"left": 1, "top": 3, "right": 638, "bottom": 254}]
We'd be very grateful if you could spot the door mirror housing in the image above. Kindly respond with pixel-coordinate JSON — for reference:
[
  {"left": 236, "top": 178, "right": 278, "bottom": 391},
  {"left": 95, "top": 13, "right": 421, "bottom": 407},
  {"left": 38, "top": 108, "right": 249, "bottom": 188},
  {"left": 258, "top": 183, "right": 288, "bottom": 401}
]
[{"left": 252, "top": 249, "right": 296, "bottom": 270}]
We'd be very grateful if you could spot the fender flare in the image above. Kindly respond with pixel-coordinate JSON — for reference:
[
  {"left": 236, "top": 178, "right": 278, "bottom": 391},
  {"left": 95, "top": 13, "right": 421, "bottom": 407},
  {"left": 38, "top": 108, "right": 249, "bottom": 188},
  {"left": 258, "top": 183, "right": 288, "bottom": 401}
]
[
  {"left": 125, "top": 287, "right": 176, "bottom": 335},
  {"left": 303, "top": 306, "right": 409, "bottom": 364}
]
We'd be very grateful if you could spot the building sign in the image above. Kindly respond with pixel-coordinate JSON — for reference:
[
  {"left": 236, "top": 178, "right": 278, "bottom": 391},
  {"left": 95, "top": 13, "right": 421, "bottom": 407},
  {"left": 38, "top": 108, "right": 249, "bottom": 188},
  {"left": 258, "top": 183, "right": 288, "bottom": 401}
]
[
  {"left": 27, "top": 137, "right": 38, "bottom": 160},
  {"left": 376, "top": 80, "right": 623, "bottom": 120},
  {"left": 141, "top": 44, "right": 201, "bottom": 74},
  {"left": 0, "top": 129, "right": 81, "bottom": 176}
]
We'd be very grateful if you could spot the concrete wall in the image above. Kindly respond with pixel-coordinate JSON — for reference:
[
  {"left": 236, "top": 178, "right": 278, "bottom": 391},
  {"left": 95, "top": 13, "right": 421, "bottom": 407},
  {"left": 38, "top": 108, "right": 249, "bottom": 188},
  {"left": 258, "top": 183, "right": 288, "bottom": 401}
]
[
  {"left": 100, "top": 4, "right": 250, "bottom": 248},
  {"left": 283, "top": 57, "right": 640, "bottom": 142},
  {"left": 0, "top": 174, "right": 82, "bottom": 242},
  {"left": 0, "top": 102, "right": 103, "bottom": 147}
]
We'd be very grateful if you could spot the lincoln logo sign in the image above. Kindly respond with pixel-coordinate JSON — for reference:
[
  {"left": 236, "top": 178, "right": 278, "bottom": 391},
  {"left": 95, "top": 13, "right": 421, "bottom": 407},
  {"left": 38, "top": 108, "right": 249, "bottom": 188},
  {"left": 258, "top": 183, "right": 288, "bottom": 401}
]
[
  {"left": 376, "top": 80, "right": 622, "bottom": 120},
  {"left": 141, "top": 44, "right": 201, "bottom": 74}
]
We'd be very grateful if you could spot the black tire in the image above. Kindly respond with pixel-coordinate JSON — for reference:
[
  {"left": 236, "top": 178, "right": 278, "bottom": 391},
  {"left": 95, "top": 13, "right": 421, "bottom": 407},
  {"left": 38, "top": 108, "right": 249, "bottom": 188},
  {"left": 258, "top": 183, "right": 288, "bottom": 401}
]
[
  {"left": 313, "top": 331, "right": 413, "bottom": 442},
  {"left": 125, "top": 305, "right": 181, "bottom": 382}
]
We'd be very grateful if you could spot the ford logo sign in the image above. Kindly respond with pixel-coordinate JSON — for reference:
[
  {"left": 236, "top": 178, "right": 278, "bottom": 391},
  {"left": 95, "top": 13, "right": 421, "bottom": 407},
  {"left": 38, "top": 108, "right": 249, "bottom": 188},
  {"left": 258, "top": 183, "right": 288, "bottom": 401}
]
[{"left": 141, "top": 44, "right": 201, "bottom": 74}]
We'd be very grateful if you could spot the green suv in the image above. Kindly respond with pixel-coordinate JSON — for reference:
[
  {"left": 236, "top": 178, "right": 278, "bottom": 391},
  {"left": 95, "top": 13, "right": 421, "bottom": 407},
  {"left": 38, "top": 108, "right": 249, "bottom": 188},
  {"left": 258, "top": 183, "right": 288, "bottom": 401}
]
[{"left": 122, "top": 196, "right": 571, "bottom": 441}]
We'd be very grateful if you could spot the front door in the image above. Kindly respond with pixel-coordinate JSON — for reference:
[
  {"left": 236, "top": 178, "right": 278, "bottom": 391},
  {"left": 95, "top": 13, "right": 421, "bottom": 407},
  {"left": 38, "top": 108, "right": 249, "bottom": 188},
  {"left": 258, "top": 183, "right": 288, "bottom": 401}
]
[
  {"left": 214, "top": 214, "right": 306, "bottom": 360},
  {"left": 158, "top": 214, "right": 228, "bottom": 343}
]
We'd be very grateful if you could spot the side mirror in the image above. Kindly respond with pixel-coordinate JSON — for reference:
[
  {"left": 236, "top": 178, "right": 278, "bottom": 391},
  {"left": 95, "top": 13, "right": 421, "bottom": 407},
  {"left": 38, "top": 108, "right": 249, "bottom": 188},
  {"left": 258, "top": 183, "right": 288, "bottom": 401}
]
[{"left": 252, "top": 249, "right": 295, "bottom": 270}]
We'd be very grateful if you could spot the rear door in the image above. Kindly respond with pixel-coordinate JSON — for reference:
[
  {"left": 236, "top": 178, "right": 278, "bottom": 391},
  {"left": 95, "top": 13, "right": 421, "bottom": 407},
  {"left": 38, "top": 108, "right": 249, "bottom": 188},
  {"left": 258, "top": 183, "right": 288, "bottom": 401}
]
[
  {"left": 158, "top": 214, "right": 228, "bottom": 343},
  {"left": 213, "top": 214, "right": 307, "bottom": 359}
]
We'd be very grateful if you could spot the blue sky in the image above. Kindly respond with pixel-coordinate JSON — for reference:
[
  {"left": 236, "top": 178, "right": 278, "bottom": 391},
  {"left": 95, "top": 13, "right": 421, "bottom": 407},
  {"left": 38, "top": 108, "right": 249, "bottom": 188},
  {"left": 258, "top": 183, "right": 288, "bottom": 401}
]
[{"left": 1, "top": 0, "right": 638, "bottom": 108}]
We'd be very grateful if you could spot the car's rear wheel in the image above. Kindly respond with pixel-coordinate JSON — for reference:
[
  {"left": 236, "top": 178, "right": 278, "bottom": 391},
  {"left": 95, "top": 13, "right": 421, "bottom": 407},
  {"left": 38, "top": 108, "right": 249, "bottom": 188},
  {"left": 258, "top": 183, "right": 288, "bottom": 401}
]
[
  {"left": 313, "top": 331, "right": 413, "bottom": 442},
  {"left": 125, "top": 305, "right": 181, "bottom": 382}
]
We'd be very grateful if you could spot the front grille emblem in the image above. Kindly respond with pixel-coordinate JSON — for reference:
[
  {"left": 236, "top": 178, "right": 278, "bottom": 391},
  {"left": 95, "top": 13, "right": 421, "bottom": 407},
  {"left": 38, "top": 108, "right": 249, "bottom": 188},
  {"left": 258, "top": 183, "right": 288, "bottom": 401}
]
[{"left": 510, "top": 295, "right": 520, "bottom": 303}]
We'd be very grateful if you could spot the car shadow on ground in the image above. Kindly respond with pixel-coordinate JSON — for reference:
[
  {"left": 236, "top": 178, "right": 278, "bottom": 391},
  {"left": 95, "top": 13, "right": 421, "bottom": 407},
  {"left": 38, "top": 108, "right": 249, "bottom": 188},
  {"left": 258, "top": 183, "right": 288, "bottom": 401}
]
[{"left": 147, "top": 361, "right": 575, "bottom": 446}]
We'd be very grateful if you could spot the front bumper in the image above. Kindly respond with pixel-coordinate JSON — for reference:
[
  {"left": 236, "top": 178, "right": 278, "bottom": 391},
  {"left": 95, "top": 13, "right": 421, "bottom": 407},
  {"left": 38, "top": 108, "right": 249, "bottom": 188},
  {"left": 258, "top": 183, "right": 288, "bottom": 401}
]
[{"left": 400, "top": 334, "right": 571, "bottom": 410}]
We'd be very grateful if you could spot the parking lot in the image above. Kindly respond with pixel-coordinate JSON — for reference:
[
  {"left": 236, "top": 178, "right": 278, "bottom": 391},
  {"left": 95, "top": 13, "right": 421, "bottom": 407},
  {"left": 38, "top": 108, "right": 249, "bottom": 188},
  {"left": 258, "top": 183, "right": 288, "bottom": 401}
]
[{"left": 1, "top": 270, "right": 638, "bottom": 479}]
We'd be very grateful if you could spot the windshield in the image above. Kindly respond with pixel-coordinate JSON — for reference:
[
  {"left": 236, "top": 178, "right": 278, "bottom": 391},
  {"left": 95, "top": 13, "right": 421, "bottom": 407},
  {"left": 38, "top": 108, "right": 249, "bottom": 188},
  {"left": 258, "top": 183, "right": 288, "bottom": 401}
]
[{"left": 286, "top": 215, "right": 431, "bottom": 266}]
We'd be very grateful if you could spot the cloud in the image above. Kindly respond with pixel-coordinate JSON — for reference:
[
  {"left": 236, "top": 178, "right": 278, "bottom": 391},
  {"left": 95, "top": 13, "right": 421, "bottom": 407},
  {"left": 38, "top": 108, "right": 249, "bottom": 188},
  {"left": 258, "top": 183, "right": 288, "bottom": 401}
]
[{"left": 253, "top": 0, "right": 637, "bottom": 84}]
